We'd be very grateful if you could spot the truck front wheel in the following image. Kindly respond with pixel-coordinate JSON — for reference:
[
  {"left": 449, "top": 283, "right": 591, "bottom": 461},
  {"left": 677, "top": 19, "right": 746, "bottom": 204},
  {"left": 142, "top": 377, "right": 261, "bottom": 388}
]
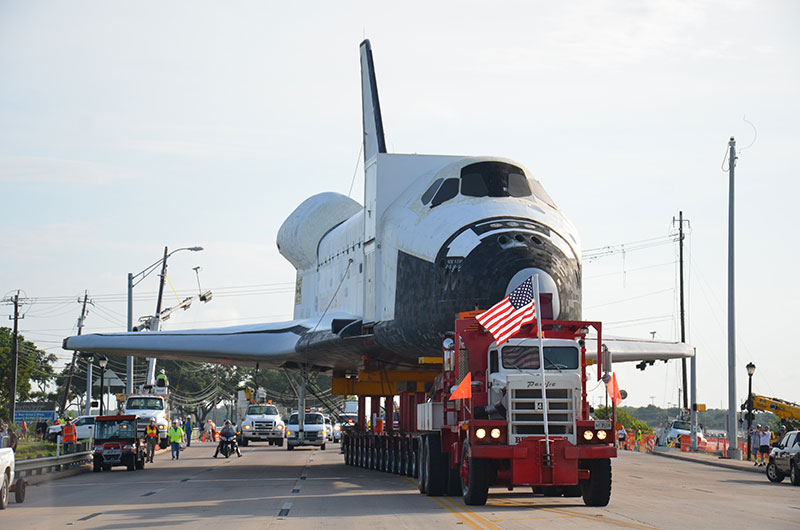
[
  {"left": 159, "top": 438, "right": 168, "bottom": 450},
  {"left": 460, "top": 442, "right": 489, "bottom": 505},
  {"left": 240, "top": 437, "right": 249, "bottom": 447},
  {"left": 580, "top": 458, "right": 612, "bottom": 506},
  {"left": 1, "top": 471, "right": 9, "bottom": 510}
]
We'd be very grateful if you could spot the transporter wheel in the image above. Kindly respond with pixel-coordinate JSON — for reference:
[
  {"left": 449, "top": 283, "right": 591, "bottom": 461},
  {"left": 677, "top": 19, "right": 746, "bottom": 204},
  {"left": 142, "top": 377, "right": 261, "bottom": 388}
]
[
  {"left": 240, "top": 437, "right": 249, "bottom": 447},
  {"left": 1, "top": 472, "right": 9, "bottom": 510},
  {"left": 424, "top": 434, "right": 447, "bottom": 496},
  {"left": 382, "top": 448, "right": 390, "bottom": 472},
  {"left": 136, "top": 455, "right": 145, "bottom": 470},
  {"left": 126, "top": 455, "right": 136, "bottom": 471},
  {"left": 766, "top": 461, "right": 785, "bottom": 483},
  {"left": 277, "top": 438, "right": 284, "bottom": 447},
  {"left": 580, "top": 459, "right": 612, "bottom": 507},
  {"left": 392, "top": 449, "right": 401, "bottom": 474},
  {"left": 460, "top": 442, "right": 489, "bottom": 506},
  {"left": 790, "top": 462, "right": 800, "bottom": 486},
  {"left": 411, "top": 446, "right": 419, "bottom": 478},
  {"left": 398, "top": 448, "right": 407, "bottom": 475},
  {"left": 418, "top": 437, "right": 428, "bottom": 494},
  {"left": 14, "top": 479, "right": 26, "bottom": 504}
]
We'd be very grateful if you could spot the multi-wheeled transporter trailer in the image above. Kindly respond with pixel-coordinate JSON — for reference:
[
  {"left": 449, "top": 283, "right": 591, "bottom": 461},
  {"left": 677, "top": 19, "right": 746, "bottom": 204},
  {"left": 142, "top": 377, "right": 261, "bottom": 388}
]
[{"left": 339, "top": 312, "right": 616, "bottom": 506}]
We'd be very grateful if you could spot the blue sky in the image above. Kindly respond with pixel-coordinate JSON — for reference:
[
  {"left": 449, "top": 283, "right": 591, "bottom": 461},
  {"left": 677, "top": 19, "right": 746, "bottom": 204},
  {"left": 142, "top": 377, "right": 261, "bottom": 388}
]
[{"left": 1, "top": 1, "right": 798, "bottom": 410}]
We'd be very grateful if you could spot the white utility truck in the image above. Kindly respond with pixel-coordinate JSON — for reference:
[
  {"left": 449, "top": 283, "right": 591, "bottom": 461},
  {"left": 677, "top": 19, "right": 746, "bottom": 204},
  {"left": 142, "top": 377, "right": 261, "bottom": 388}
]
[{"left": 124, "top": 394, "right": 170, "bottom": 449}]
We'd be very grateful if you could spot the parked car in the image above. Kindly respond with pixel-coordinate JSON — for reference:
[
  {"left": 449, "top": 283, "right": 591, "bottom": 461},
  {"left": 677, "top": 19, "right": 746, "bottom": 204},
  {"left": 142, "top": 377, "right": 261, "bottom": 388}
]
[
  {"left": 766, "top": 429, "right": 800, "bottom": 485},
  {"left": 46, "top": 416, "right": 95, "bottom": 442}
]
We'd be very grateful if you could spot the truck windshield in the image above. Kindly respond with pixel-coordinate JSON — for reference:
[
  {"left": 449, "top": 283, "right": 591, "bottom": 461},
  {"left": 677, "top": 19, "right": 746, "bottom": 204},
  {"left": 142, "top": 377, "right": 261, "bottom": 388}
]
[
  {"left": 95, "top": 420, "right": 136, "bottom": 440},
  {"left": 672, "top": 421, "right": 690, "bottom": 431},
  {"left": 288, "top": 413, "right": 324, "bottom": 425},
  {"left": 501, "top": 345, "right": 579, "bottom": 370},
  {"left": 126, "top": 398, "right": 163, "bottom": 410},
  {"left": 247, "top": 405, "right": 278, "bottom": 415}
]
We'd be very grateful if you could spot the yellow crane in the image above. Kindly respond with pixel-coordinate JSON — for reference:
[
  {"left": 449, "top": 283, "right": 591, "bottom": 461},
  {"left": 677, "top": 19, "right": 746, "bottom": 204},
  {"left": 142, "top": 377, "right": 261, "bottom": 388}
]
[{"left": 751, "top": 395, "right": 800, "bottom": 428}]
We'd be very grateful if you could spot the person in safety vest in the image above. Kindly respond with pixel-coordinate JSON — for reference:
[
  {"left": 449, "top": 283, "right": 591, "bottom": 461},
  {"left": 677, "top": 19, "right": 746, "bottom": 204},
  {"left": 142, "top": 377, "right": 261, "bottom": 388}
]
[
  {"left": 145, "top": 418, "right": 159, "bottom": 463},
  {"left": 62, "top": 419, "right": 77, "bottom": 452},
  {"left": 168, "top": 419, "right": 184, "bottom": 460},
  {"left": 156, "top": 369, "right": 169, "bottom": 387}
]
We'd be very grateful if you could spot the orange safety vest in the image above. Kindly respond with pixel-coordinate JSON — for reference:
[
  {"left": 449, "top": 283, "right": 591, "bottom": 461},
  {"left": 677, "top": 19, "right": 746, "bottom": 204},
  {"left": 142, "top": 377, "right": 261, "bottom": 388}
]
[
  {"left": 146, "top": 425, "right": 159, "bottom": 438},
  {"left": 63, "top": 422, "right": 76, "bottom": 442}
]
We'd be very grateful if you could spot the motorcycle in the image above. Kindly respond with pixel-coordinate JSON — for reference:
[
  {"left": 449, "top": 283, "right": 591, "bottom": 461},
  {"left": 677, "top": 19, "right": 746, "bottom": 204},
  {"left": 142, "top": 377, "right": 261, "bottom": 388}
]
[{"left": 218, "top": 433, "right": 237, "bottom": 458}]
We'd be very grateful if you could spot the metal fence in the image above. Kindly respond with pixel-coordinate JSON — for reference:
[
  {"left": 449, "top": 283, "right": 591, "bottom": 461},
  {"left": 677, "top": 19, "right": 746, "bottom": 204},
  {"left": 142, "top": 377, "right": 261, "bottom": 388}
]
[{"left": 15, "top": 450, "right": 93, "bottom": 479}]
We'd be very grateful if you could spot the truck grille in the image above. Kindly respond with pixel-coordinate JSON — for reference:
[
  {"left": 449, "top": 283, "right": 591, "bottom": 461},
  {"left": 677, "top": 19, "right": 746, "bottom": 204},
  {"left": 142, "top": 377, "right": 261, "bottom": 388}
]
[
  {"left": 254, "top": 420, "right": 274, "bottom": 432},
  {"left": 509, "top": 388, "right": 575, "bottom": 442},
  {"left": 304, "top": 432, "right": 318, "bottom": 441}
]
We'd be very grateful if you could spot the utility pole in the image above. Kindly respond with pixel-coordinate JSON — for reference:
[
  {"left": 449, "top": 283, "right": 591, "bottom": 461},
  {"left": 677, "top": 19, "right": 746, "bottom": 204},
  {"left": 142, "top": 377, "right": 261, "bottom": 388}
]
[
  {"left": 673, "top": 211, "right": 690, "bottom": 410},
  {"left": 726, "top": 137, "right": 740, "bottom": 459},
  {"left": 4, "top": 291, "right": 23, "bottom": 422},
  {"left": 61, "top": 291, "right": 91, "bottom": 414}
]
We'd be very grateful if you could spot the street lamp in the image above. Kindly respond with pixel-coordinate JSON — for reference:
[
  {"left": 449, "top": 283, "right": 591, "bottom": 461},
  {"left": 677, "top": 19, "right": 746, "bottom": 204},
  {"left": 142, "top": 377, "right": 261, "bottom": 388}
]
[
  {"left": 98, "top": 356, "right": 108, "bottom": 416},
  {"left": 126, "top": 246, "right": 204, "bottom": 393},
  {"left": 746, "top": 362, "right": 756, "bottom": 461}
]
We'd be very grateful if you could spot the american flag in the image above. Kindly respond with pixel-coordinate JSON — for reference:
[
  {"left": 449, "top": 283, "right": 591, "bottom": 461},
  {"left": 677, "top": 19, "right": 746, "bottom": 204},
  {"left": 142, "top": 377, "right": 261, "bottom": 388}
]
[{"left": 476, "top": 276, "right": 536, "bottom": 345}]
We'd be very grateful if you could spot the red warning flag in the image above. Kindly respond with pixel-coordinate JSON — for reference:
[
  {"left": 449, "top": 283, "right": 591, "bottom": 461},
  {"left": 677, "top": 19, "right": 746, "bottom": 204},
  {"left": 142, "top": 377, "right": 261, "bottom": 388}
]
[
  {"left": 449, "top": 372, "right": 472, "bottom": 401},
  {"left": 607, "top": 372, "right": 622, "bottom": 407}
]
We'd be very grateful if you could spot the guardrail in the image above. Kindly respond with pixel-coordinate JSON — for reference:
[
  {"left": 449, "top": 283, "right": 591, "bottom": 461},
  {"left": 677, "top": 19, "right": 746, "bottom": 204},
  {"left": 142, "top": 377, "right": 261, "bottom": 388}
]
[{"left": 15, "top": 450, "right": 93, "bottom": 478}]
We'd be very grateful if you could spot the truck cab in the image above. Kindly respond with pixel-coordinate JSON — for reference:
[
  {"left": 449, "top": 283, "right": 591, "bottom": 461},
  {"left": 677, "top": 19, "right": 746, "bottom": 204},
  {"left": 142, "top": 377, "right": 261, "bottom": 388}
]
[
  {"left": 239, "top": 404, "right": 285, "bottom": 447},
  {"left": 124, "top": 395, "right": 169, "bottom": 449},
  {"left": 485, "top": 338, "right": 585, "bottom": 445},
  {"left": 92, "top": 415, "right": 146, "bottom": 472}
]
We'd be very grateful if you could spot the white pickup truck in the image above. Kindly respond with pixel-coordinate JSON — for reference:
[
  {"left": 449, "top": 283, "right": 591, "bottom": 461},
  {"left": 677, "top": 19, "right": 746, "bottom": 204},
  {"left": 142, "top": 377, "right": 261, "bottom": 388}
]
[{"left": 1, "top": 443, "right": 25, "bottom": 509}]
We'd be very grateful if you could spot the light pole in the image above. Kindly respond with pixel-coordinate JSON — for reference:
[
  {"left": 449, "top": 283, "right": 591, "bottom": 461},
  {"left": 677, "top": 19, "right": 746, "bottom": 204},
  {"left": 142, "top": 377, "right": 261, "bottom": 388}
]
[
  {"left": 746, "top": 362, "right": 756, "bottom": 461},
  {"left": 126, "top": 246, "right": 203, "bottom": 393},
  {"left": 98, "top": 356, "right": 108, "bottom": 415}
]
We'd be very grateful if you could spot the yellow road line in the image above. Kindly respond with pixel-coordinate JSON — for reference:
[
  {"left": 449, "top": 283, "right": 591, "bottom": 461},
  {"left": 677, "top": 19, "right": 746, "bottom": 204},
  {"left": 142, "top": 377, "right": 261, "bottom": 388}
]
[
  {"left": 430, "top": 496, "right": 487, "bottom": 530},
  {"left": 439, "top": 495, "right": 503, "bottom": 530}
]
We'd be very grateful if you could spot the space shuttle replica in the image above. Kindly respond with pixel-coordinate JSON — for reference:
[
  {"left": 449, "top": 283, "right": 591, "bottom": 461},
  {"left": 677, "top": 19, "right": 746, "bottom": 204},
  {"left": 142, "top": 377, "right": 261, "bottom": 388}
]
[{"left": 64, "top": 40, "right": 692, "bottom": 372}]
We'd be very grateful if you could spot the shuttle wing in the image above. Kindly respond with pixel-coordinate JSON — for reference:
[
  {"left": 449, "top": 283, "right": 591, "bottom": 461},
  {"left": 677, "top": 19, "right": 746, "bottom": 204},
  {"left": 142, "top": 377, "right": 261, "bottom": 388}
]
[
  {"left": 585, "top": 337, "right": 693, "bottom": 364},
  {"left": 62, "top": 312, "right": 363, "bottom": 368}
]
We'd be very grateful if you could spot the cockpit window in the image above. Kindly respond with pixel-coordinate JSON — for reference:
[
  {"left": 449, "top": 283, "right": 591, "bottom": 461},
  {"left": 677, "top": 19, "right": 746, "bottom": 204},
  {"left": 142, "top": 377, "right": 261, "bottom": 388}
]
[
  {"left": 421, "top": 178, "right": 443, "bottom": 205},
  {"left": 431, "top": 178, "right": 459, "bottom": 207},
  {"left": 460, "top": 162, "right": 532, "bottom": 198}
]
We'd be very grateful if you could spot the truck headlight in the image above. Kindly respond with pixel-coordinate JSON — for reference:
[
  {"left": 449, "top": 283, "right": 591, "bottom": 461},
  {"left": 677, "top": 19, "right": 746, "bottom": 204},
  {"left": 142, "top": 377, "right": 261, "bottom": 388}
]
[
  {"left": 243, "top": 425, "right": 251, "bottom": 430},
  {"left": 278, "top": 425, "right": 284, "bottom": 430},
  {"left": 597, "top": 430, "right": 607, "bottom": 440},
  {"left": 583, "top": 430, "right": 595, "bottom": 441},
  {"left": 123, "top": 444, "right": 133, "bottom": 450},
  {"left": 475, "top": 428, "right": 487, "bottom": 439},
  {"left": 286, "top": 430, "right": 292, "bottom": 436},
  {"left": 490, "top": 428, "right": 502, "bottom": 439},
  {"left": 321, "top": 430, "right": 326, "bottom": 436},
  {"left": 158, "top": 425, "right": 167, "bottom": 431}
]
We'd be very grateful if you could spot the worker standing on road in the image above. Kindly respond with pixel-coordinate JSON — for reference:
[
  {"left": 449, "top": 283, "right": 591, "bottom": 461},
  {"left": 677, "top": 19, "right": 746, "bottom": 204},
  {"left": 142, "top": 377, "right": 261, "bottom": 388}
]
[
  {"left": 185, "top": 416, "right": 193, "bottom": 447},
  {"left": 204, "top": 419, "right": 216, "bottom": 442},
  {"left": 168, "top": 419, "right": 184, "bottom": 460},
  {"left": 62, "top": 419, "right": 77, "bottom": 453},
  {"left": 617, "top": 427, "right": 627, "bottom": 449},
  {"left": 634, "top": 429, "right": 642, "bottom": 452},
  {"left": 145, "top": 418, "right": 159, "bottom": 463}
]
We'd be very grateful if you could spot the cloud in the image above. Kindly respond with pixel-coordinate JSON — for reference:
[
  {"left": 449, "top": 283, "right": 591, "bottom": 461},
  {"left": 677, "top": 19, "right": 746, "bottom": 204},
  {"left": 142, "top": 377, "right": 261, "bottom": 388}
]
[
  {"left": 126, "top": 139, "right": 264, "bottom": 159},
  {"left": 0, "top": 155, "right": 134, "bottom": 185}
]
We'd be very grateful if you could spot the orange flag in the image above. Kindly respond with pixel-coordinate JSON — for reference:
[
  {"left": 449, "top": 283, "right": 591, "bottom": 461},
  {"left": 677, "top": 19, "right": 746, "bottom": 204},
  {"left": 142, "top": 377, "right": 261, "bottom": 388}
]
[
  {"left": 449, "top": 372, "right": 472, "bottom": 401},
  {"left": 607, "top": 372, "right": 622, "bottom": 406}
]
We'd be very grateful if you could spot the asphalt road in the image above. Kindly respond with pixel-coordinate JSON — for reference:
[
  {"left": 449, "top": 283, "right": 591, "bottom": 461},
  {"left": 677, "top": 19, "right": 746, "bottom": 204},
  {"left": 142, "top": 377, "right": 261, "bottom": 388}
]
[{"left": 4, "top": 441, "right": 799, "bottom": 529}]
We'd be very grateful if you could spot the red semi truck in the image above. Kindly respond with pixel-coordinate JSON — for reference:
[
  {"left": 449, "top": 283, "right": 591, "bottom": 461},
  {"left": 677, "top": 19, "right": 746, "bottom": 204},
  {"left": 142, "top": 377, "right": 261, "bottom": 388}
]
[{"left": 342, "top": 313, "right": 616, "bottom": 506}]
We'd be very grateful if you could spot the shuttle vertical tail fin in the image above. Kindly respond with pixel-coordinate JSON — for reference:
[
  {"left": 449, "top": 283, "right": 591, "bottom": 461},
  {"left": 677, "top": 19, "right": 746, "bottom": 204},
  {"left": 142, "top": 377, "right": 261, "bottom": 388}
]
[{"left": 360, "top": 39, "right": 386, "bottom": 161}]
